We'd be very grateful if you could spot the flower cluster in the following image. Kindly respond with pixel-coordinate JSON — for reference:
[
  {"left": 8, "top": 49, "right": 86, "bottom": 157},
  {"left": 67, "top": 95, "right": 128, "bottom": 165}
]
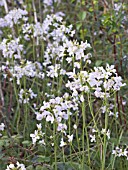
[
  {"left": 6, "top": 162, "right": 26, "bottom": 170},
  {"left": 37, "top": 94, "right": 78, "bottom": 127},
  {"left": 31, "top": 93, "right": 78, "bottom": 146},
  {"left": 30, "top": 123, "right": 45, "bottom": 145},
  {"left": 64, "top": 40, "right": 91, "bottom": 61},
  {"left": 66, "top": 64, "right": 126, "bottom": 99},
  {"left": 0, "top": 60, "right": 44, "bottom": 84},
  {"left": 59, "top": 134, "right": 74, "bottom": 147},
  {"left": 101, "top": 102, "right": 119, "bottom": 118},
  {"left": 43, "top": 27, "right": 90, "bottom": 69},
  {"left": 11, "top": 61, "right": 44, "bottom": 84},
  {"left": 22, "top": 13, "right": 67, "bottom": 41},
  {"left": 90, "top": 128, "right": 110, "bottom": 143},
  {"left": 0, "top": 8, "right": 28, "bottom": 28},
  {"left": 112, "top": 146, "right": 128, "bottom": 159},
  {"left": 0, "top": 37, "right": 23, "bottom": 59},
  {"left": 18, "top": 88, "right": 37, "bottom": 104},
  {"left": 43, "top": 0, "right": 61, "bottom": 13}
]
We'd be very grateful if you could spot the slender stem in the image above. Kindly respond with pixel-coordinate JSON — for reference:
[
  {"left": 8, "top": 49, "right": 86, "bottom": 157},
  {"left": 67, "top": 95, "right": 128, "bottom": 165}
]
[
  {"left": 82, "top": 99, "right": 85, "bottom": 169},
  {"left": 2, "top": 0, "right": 8, "bottom": 13},
  {"left": 102, "top": 94, "right": 108, "bottom": 170},
  {"left": 13, "top": 79, "right": 21, "bottom": 133},
  {"left": 75, "top": 112, "right": 81, "bottom": 156},
  {"left": 81, "top": 94, "right": 90, "bottom": 169},
  {"left": 68, "top": 114, "right": 72, "bottom": 161},
  {"left": 53, "top": 123, "right": 57, "bottom": 170},
  {"left": 23, "top": 76, "right": 28, "bottom": 138}
]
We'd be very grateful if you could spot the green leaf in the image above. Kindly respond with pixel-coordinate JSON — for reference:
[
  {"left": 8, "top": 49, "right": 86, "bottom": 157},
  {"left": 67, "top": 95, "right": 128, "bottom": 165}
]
[
  {"left": 0, "top": 140, "right": 9, "bottom": 147},
  {"left": 1, "top": 136, "right": 8, "bottom": 139},
  {"left": 78, "top": 11, "right": 86, "bottom": 21},
  {"left": 37, "top": 155, "right": 50, "bottom": 163},
  {"left": 0, "top": 153, "right": 5, "bottom": 159},
  {"left": 76, "top": 23, "right": 82, "bottom": 30},
  {"left": 22, "top": 140, "right": 31, "bottom": 145},
  {"left": 120, "top": 137, "right": 128, "bottom": 145},
  {"left": 12, "top": 134, "right": 23, "bottom": 139},
  {"left": 26, "top": 165, "right": 34, "bottom": 170},
  {"left": 36, "top": 165, "right": 52, "bottom": 170},
  {"left": 95, "top": 60, "right": 102, "bottom": 66},
  {"left": 52, "top": 162, "right": 90, "bottom": 170}
]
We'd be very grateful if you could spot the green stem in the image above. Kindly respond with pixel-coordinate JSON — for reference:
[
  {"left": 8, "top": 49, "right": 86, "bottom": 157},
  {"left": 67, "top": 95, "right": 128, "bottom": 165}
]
[
  {"left": 53, "top": 123, "right": 57, "bottom": 170},
  {"left": 13, "top": 78, "right": 21, "bottom": 133},
  {"left": 102, "top": 94, "right": 108, "bottom": 170},
  {"left": 81, "top": 95, "right": 90, "bottom": 169},
  {"left": 23, "top": 76, "right": 28, "bottom": 138}
]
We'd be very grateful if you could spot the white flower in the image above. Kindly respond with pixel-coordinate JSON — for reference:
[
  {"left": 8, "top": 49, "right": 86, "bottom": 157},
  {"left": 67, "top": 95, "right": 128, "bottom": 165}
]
[
  {"left": 8, "top": 164, "right": 15, "bottom": 169},
  {"left": 0, "top": 37, "right": 23, "bottom": 59},
  {"left": 101, "top": 106, "right": 106, "bottom": 113},
  {"left": 106, "top": 129, "right": 110, "bottom": 140},
  {"left": 112, "top": 149, "right": 117, "bottom": 155},
  {"left": 39, "top": 95, "right": 78, "bottom": 125},
  {"left": 46, "top": 115, "right": 54, "bottom": 123},
  {"left": 73, "top": 124, "right": 77, "bottom": 129},
  {"left": 92, "top": 129, "right": 97, "bottom": 133},
  {"left": 36, "top": 112, "right": 44, "bottom": 121},
  {"left": 112, "top": 146, "right": 128, "bottom": 158},
  {"left": 57, "top": 123, "right": 67, "bottom": 132},
  {"left": 39, "top": 139, "right": 45, "bottom": 145},
  {"left": 115, "top": 112, "right": 118, "bottom": 118},
  {"left": 30, "top": 130, "right": 40, "bottom": 144},
  {"left": 122, "top": 100, "right": 126, "bottom": 105},
  {"left": 3, "top": 8, "right": 28, "bottom": 28},
  {"left": 0, "top": 123, "right": 5, "bottom": 131},
  {"left": 74, "top": 62, "right": 80, "bottom": 68},
  {"left": 90, "top": 134, "right": 96, "bottom": 142},
  {"left": 60, "top": 138, "right": 66, "bottom": 147},
  {"left": 18, "top": 88, "right": 37, "bottom": 104},
  {"left": 16, "top": 162, "right": 26, "bottom": 170},
  {"left": 29, "top": 88, "right": 37, "bottom": 99},
  {"left": 37, "top": 123, "right": 42, "bottom": 130},
  {"left": 80, "top": 95, "right": 84, "bottom": 102},
  {"left": 30, "top": 125, "right": 45, "bottom": 145},
  {"left": 118, "top": 148, "right": 127, "bottom": 157},
  {"left": 6, "top": 162, "right": 26, "bottom": 170},
  {"left": 101, "top": 128, "right": 106, "bottom": 134},
  {"left": 101, "top": 129, "right": 110, "bottom": 140},
  {"left": 67, "top": 134, "right": 73, "bottom": 143},
  {"left": 114, "top": 3, "right": 122, "bottom": 11},
  {"left": 109, "top": 111, "right": 114, "bottom": 116}
]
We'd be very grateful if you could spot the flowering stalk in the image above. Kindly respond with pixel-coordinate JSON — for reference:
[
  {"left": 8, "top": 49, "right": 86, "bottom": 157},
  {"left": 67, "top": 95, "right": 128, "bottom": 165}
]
[{"left": 102, "top": 93, "right": 108, "bottom": 170}]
